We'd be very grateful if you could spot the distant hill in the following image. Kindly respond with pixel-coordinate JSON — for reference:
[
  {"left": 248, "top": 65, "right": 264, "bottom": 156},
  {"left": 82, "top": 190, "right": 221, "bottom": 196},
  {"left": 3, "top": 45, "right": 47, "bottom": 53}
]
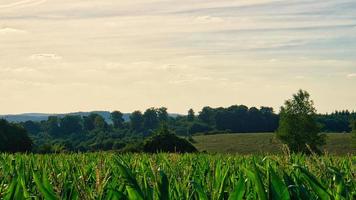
[{"left": 0, "top": 111, "right": 180, "bottom": 123}]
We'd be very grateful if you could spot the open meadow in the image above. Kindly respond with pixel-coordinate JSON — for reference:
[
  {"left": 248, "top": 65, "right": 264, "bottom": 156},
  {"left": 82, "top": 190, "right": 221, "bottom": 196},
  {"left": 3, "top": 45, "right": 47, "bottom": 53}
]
[
  {"left": 0, "top": 153, "right": 355, "bottom": 199},
  {"left": 193, "top": 133, "right": 355, "bottom": 155}
]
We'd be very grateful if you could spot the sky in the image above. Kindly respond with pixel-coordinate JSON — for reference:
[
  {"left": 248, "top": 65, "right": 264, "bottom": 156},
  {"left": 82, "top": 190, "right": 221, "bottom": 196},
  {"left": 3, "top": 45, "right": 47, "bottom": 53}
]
[{"left": 0, "top": 0, "right": 355, "bottom": 114}]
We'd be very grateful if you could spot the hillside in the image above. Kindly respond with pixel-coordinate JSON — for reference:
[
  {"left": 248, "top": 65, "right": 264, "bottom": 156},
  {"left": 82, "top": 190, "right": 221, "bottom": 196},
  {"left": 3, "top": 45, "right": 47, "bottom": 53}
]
[{"left": 192, "top": 133, "right": 355, "bottom": 155}]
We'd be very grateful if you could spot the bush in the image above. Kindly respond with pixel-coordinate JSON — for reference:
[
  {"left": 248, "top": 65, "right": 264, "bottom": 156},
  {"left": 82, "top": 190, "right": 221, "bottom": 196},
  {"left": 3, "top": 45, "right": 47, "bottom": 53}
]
[{"left": 143, "top": 125, "right": 198, "bottom": 153}]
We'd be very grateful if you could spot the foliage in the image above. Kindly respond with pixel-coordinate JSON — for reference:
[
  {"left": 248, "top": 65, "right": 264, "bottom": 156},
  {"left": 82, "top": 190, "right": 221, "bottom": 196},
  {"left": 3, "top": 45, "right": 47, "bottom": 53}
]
[
  {"left": 111, "top": 111, "right": 124, "bottom": 129},
  {"left": 143, "top": 108, "right": 160, "bottom": 131},
  {"left": 317, "top": 110, "right": 356, "bottom": 132},
  {"left": 60, "top": 115, "right": 82, "bottom": 135},
  {"left": 0, "top": 153, "right": 354, "bottom": 199},
  {"left": 0, "top": 119, "right": 32, "bottom": 152},
  {"left": 277, "top": 90, "right": 326, "bottom": 154},
  {"left": 13, "top": 103, "right": 355, "bottom": 153},
  {"left": 189, "top": 122, "right": 213, "bottom": 134},
  {"left": 143, "top": 125, "right": 197, "bottom": 153},
  {"left": 187, "top": 108, "right": 195, "bottom": 122},
  {"left": 130, "top": 111, "right": 144, "bottom": 132}
]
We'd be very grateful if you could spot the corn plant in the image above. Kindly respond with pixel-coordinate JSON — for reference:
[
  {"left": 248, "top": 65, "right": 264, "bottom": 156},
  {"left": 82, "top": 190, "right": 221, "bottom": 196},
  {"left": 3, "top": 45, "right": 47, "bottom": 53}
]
[{"left": 0, "top": 153, "right": 354, "bottom": 199}]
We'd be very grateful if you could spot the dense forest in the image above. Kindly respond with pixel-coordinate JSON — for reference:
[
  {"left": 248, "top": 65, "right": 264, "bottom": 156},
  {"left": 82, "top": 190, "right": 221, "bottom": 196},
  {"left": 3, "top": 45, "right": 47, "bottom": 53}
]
[{"left": 1, "top": 105, "right": 355, "bottom": 153}]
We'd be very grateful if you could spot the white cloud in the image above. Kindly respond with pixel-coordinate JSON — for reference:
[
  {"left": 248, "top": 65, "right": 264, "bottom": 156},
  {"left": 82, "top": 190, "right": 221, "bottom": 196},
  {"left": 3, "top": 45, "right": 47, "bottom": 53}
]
[
  {"left": 0, "top": 27, "right": 27, "bottom": 35},
  {"left": 29, "top": 54, "right": 62, "bottom": 61}
]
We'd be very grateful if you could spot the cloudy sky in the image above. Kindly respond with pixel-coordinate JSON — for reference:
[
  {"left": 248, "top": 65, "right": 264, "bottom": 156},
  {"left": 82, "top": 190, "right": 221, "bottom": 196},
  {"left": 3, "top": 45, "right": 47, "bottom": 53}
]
[{"left": 0, "top": 0, "right": 355, "bottom": 114}]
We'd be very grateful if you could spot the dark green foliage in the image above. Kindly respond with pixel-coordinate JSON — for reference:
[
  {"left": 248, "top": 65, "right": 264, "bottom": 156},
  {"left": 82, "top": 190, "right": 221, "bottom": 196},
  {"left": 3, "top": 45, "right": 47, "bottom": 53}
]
[
  {"left": 83, "top": 113, "right": 100, "bottom": 131},
  {"left": 215, "top": 105, "right": 279, "bottom": 133},
  {"left": 187, "top": 108, "right": 195, "bottom": 122},
  {"left": 94, "top": 115, "right": 108, "bottom": 130},
  {"left": 277, "top": 90, "right": 326, "bottom": 154},
  {"left": 157, "top": 107, "right": 168, "bottom": 122},
  {"left": 143, "top": 125, "right": 198, "bottom": 153},
  {"left": 130, "top": 111, "right": 144, "bottom": 132},
  {"left": 60, "top": 115, "right": 82, "bottom": 135},
  {"left": 111, "top": 111, "right": 124, "bottom": 129},
  {"left": 198, "top": 106, "right": 217, "bottom": 126},
  {"left": 0, "top": 119, "right": 32, "bottom": 152},
  {"left": 22, "top": 120, "right": 41, "bottom": 135},
  {"left": 317, "top": 110, "right": 356, "bottom": 132},
  {"left": 143, "top": 108, "right": 159, "bottom": 130},
  {"left": 45, "top": 116, "right": 61, "bottom": 136},
  {"left": 189, "top": 122, "right": 212, "bottom": 134},
  {"left": 14, "top": 102, "right": 353, "bottom": 153}
]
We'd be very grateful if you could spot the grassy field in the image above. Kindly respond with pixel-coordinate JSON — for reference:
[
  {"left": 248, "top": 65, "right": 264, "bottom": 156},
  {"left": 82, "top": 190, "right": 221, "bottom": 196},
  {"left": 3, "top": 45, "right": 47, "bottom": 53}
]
[
  {"left": 0, "top": 153, "right": 354, "bottom": 199},
  {"left": 193, "top": 133, "right": 355, "bottom": 155}
]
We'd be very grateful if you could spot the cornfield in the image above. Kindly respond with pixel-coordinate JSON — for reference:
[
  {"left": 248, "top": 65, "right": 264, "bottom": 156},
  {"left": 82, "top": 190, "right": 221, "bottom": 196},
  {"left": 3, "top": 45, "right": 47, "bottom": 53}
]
[{"left": 0, "top": 153, "right": 355, "bottom": 200}]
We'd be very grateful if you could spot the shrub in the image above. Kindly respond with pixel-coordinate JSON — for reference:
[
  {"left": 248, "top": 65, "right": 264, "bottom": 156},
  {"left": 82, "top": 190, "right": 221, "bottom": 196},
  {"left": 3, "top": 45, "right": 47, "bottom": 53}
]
[{"left": 143, "top": 125, "right": 197, "bottom": 153}]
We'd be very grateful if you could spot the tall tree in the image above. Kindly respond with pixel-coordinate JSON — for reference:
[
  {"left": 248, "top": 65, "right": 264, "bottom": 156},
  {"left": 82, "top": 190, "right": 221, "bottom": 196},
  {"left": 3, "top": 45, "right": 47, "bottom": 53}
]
[
  {"left": 111, "top": 111, "right": 124, "bottom": 129},
  {"left": 143, "top": 108, "right": 159, "bottom": 130},
  {"left": 187, "top": 108, "right": 195, "bottom": 122},
  {"left": 198, "top": 106, "right": 216, "bottom": 126},
  {"left": 157, "top": 107, "right": 168, "bottom": 122},
  {"left": 130, "top": 111, "right": 144, "bottom": 132},
  {"left": 276, "top": 89, "right": 325, "bottom": 154}
]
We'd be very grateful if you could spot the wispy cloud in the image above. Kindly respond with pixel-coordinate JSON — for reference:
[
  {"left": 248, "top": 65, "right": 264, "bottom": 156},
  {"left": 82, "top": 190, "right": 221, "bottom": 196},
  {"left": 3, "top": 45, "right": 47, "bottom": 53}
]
[
  {"left": 194, "top": 16, "right": 224, "bottom": 24},
  {"left": 0, "top": 0, "right": 355, "bottom": 114},
  {"left": 0, "top": 0, "right": 46, "bottom": 9},
  {"left": 29, "top": 54, "right": 62, "bottom": 61}
]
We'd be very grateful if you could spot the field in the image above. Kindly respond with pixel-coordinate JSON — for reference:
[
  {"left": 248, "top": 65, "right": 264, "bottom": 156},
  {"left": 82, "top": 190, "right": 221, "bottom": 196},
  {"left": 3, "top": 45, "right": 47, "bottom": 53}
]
[
  {"left": 0, "top": 153, "right": 355, "bottom": 199},
  {"left": 193, "top": 133, "right": 355, "bottom": 155}
]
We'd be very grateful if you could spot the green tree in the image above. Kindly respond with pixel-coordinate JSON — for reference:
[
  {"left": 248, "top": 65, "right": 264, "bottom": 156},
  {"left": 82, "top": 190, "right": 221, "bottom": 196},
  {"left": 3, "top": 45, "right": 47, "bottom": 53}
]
[
  {"left": 94, "top": 115, "right": 107, "bottom": 130},
  {"left": 157, "top": 107, "right": 168, "bottom": 122},
  {"left": 22, "top": 120, "right": 41, "bottom": 135},
  {"left": 198, "top": 106, "right": 216, "bottom": 126},
  {"left": 130, "top": 111, "right": 144, "bottom": 132},
  {"left": 276, "top": 90, "right": 325, "bottom": 154},
  {"left": 0, "top": 119, "right": 32, "bottom": 152},
  {"left": 60, "top": 115, "right": 82, "bottom": 135},
  {"left": 111, "top": 111, "right": 124, "bottom": 129},
  {"left": 143, "top": 108, "right": 159, "bottom": 130},
  {"left": 46, "top": 116, "right": 61, "bottom": 136},
  {"left": 187, "top": 108, "right": 195, "bottom": 122},
  {"left": 83, "top": 113, "right": 100, "bottom": 131}
]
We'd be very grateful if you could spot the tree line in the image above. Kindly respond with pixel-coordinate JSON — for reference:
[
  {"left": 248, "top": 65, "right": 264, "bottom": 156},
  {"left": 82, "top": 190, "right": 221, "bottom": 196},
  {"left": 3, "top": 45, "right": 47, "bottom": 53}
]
[{"left": 1, "top": 95, "right": 355, "bottom": 153}]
